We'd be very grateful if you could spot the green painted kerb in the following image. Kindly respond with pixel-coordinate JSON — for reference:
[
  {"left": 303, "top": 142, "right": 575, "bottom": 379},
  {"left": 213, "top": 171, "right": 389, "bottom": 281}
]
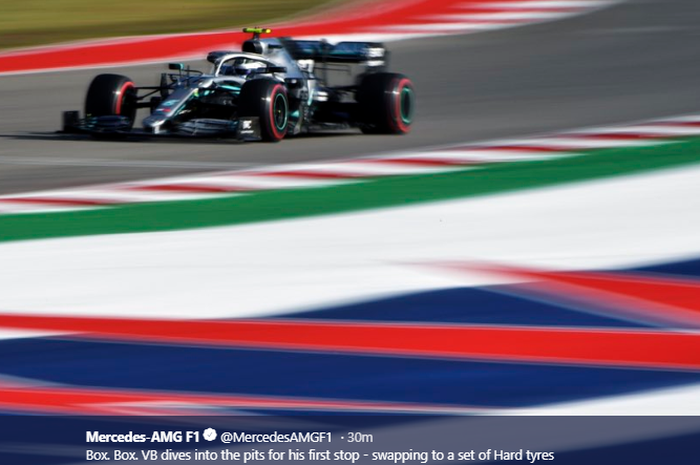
[{"left": 1, "top": 139, "right": 700, "bottom": 244}]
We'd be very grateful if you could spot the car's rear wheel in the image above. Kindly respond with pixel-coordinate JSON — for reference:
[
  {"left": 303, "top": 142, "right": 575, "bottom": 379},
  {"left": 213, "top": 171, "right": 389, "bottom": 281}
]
[
  {"left": 238, "top": 79, "right": 289, "bottom": 142},
  {"left": 357, "top": 73, "right": 414, "bottom": 135},
  {"left": 85, "top": 74, "right": 137, "bottom": 128}
]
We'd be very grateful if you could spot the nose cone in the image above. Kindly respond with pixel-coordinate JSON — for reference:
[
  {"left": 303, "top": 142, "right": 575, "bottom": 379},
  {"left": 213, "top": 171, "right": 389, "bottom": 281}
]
[{"left": 143, "top": 114, "right": 169, "bottom": 134}]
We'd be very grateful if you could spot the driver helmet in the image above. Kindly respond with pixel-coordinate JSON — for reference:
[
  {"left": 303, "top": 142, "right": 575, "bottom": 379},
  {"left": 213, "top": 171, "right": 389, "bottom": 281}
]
[{"left": 223, "top": 59, "right": 266, "bottom": 77}]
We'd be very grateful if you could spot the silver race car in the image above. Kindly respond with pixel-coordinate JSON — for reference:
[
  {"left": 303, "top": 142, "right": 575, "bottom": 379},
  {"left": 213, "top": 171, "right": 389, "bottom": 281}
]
[{"left": 63, "top": 28, "right": 415, "bottom": 142}]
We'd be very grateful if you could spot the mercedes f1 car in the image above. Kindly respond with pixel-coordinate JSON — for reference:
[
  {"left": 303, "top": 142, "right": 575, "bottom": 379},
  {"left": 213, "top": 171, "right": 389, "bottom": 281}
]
[{"left": 62, "top": 28, "right": 415, "bottom": 142}]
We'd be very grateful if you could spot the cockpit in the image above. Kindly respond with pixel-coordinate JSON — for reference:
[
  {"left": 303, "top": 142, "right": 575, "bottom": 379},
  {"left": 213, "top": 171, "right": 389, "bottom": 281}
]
[{"left": 219, "top": 57, "right": 268, "bottom": 77}]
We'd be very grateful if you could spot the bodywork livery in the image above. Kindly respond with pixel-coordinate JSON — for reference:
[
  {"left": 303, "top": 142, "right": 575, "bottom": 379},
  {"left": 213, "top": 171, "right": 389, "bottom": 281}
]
[{"left": 63, "top": 29, "right": 415, "bottom": 142}]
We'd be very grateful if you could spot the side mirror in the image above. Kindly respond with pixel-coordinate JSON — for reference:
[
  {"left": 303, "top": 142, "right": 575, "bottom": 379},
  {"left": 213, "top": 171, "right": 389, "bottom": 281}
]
[
  {"left": 168, "top": 63, "right": 184, "bottom": 71},
  {"left": 207, "top": 51, "right": 228, "bottom": 64}
]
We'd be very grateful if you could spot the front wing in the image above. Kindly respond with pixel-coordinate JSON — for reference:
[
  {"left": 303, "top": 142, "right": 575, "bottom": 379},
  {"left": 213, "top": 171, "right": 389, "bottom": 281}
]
[{"left": 61, "top": 111, "right": 262, "bottom": 141}]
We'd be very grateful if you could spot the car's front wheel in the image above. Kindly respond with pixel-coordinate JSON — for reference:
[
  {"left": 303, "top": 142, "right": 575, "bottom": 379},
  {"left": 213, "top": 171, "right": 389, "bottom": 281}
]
[
  {"left": 84, "top": 74, "right": 137, "bottom": 127},
  {"left": 238, "top": 79, "right": 289, "bottom": 142}
]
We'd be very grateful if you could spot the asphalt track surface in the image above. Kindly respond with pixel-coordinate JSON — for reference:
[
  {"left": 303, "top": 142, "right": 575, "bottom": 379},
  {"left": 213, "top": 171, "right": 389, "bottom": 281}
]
[{"left": 0, "top": 0, "right": 699, "bottom": 195}]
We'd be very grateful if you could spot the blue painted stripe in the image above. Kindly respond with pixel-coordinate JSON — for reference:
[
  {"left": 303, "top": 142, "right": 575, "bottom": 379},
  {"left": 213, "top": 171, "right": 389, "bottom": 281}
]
[
  {"left": 634, "top": 257, "right": 700, "bottom": 279},
  {"left": 286, "top": 287, "right": 652, "bottom": 328},
  {"left": 1, "top": 339, "right": 698, "bottom": 408}
]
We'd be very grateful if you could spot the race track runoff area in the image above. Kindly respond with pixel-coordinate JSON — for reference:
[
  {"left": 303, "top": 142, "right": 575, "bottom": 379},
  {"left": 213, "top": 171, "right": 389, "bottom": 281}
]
[{"left": 1, "top": 136, "right": 700, "bottom": 462}]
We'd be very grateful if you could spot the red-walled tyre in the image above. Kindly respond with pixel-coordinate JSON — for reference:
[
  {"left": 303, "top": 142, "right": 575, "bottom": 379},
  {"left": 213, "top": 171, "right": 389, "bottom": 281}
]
[
  {"left": 358, "top": 73, "right": 414, "bottom": 134},
  {"left": 239, "top": 79, "right": 289, "bottom": 142},
  {"left": 84, "top": 74, "right": 137, "bottom": 127}
]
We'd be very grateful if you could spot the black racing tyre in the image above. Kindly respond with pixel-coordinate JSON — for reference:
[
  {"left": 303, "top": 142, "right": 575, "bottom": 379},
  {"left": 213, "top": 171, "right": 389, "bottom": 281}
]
[
  {"left": 238, "top": 79, "right": 289, "bottom": 142},
  {"left": 357, "top": 73, "right": 414, "bottom": 135},
  {"left": 84, "top": 74, "right": 137, "bottom": 126}
]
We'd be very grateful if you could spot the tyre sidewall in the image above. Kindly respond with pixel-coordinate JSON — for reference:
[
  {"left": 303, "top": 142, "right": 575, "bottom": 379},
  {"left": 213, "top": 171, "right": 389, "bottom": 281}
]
[
  {"left": 239, "top": 79, "right": 289, "bottom": 142},
  {"left": 358, "top": 73, "right": 414, "bottom": 135},
  {"left": 85, "top": 74, "right": 137, "bottom": 126}
]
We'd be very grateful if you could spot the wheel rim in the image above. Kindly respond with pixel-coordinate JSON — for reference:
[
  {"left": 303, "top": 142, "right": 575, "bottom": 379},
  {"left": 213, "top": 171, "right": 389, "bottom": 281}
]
[
  {"left": 400, "top": 86, "right": 413, "bottom": 125},
  {"left": 273, "top": 92, "right": 288, "bottom": 132}
]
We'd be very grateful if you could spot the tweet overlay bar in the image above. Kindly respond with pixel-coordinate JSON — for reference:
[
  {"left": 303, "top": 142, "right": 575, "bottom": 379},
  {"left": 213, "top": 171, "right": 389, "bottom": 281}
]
[{"left": 1, "top": 416, "right": 699, "bottom": 464}]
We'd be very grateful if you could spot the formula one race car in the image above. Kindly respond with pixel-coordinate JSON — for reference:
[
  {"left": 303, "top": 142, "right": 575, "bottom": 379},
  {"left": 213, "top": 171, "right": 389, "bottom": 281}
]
[{"left": 62, "top": 28, "right": 415, "bottom": 142}]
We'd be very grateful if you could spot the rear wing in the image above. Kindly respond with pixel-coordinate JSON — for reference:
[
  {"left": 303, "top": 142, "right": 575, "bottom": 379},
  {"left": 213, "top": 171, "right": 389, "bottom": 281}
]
[{"left": 282, "top": 40, "right": 388, "bottom": 66}]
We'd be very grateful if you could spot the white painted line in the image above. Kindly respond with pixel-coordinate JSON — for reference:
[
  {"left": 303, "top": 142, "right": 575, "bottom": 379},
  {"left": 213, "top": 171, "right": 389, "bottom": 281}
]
[
  {"left": 0, "top": 189, "right": 220, "bottom": 204},
  {"left": 653, "top": 115, "right": 700, "bottom": 123},
  {"left": 497, "top": 137, "right": 670, "bottom": 149},
  {"left": 430, "top": 12, "right": 571, "bottom": 21},
  {"left": 381, "top": 22, "right": 512, "bottom": 32},
  {"left": 325, "top": 161, "right": 463, "bottom": 176},
  {"left": 395, "top": 150, "right": 572, "bottom": 162},
  {"left": 469, "top": 1, "right": 607, "bottom": 9},
  {"left": 0, "top": 202, "right": 91, "bottom": 214},
  {"left": 214, "top": 173, "right": 357, "bottom": 188},
  {"left": 0, "top": 329, "right": 70, "bottom": 341},
  {"left": 570, "top": 125, "right": 700, "bottom": 136},
  {"left": 125, "top": 176, "right": 349, "bottom": 192},
  {"left": 238, "top": 162, "right": 455, "bottom": 178},
  {"left": 298, "top": 32, "right": 434, "bottom": 44}
]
